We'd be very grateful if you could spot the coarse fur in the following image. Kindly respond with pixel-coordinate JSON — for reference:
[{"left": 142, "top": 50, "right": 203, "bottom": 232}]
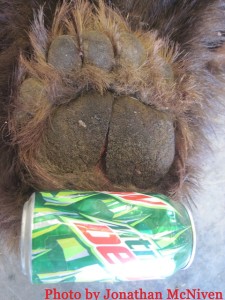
[{"left": 0, "top": 0, "right": 225, "bottom": 254}]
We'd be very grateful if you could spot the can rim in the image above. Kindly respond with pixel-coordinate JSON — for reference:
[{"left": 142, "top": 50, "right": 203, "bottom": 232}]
[
  {"left": 181, "top": 203, "right": 196, "bottom": 270},
  {"left": 20, "top": 193, "right": 35, "bottom": 281}
]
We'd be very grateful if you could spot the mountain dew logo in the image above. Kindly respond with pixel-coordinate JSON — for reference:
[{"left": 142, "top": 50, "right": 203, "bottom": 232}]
[
  {"left": 30, "top": 191, "right": 194, "bottom": 284},
  {"left": 74, "top": 222, "right": 137, "bottom": 263}
]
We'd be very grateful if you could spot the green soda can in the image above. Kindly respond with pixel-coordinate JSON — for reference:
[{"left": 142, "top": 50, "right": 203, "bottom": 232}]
[{"left": 20, "top": 191, "right": 196, "bottom": 284}]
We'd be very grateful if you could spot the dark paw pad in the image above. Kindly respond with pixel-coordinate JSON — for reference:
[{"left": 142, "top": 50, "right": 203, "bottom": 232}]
[
  {"left": 117, "top": 32, "right": 146, "bottom": 67},
  {"left": 82, "top": 31, "right": 115, "bottom": 70},
  {"left": 48, "top": 35, "right": 82, "bottom": 72},
  {"left": 106, "top": 97, "right": 175, "bottom": 189}
]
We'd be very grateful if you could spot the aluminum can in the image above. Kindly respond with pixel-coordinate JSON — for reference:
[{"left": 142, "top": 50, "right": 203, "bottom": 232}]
[{"left": 21, "top": 191, "right": 196, "bottom": 284}]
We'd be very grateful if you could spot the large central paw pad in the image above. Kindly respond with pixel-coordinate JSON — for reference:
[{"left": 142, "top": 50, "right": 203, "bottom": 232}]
[{"left": 11, "top": 1, "right": 195, "bottom": 192}]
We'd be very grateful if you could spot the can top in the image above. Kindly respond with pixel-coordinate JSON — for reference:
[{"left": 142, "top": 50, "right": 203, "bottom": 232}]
[
  {"left": 181, "top": 203, "right": 196, "bottom": 270},
  {"left": 20, "top": 194, "right": 35, "bottom": 280}
]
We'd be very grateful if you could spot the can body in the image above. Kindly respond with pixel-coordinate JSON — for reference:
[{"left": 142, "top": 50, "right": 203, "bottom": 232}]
[{"left": 21, "top": 191, "right": 196, "bottom": 284}]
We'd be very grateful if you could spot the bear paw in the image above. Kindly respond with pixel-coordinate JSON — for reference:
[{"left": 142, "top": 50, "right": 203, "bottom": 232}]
[{"left": 11, "top": 0, "right": 198, "bottom": 194}]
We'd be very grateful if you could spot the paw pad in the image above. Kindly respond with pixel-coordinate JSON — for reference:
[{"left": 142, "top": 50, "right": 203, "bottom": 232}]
[
  {"left": 19, "top": 78, "right": 46, "bottom": 108},
  {"left": 82, "top": 30, "right": 115, "bottom": 70},
  {"left": 117, "top": 32, "right": 146, "bottom": 67},
  {"left": 15, "top": 78, "right": 47, "bottom": 124},
  {"left": 48, "top": 35, "right": 82, "bottom": 72}
]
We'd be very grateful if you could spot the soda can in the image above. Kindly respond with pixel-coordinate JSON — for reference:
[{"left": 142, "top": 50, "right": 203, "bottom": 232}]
[{"left": 20, "top": 191, "right": 196, "bottom": 284}]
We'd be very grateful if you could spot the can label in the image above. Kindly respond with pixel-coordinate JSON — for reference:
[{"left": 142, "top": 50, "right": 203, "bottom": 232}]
[{"left": 21, "top": 191, "right": 195, "bottom": 284}]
